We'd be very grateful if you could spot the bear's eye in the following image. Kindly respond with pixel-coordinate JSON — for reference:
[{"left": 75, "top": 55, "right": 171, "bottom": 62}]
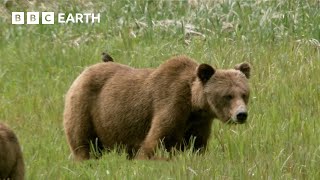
[
  {"left": 242, "top": 94, "right": 248, "bottom": 100},
  {"left": 242, "top": 94, "right": 249, "bottom": 103},
  {"left": 224, "top": 95, "right": 233, "bottom": 100}
]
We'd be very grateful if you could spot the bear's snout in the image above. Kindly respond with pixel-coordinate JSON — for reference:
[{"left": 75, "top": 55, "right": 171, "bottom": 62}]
[{"left": 235, "top": 111, "right": 248, "bottom": 124}]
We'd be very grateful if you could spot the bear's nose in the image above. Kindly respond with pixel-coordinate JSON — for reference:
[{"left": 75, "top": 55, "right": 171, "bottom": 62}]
[{"left": 236, "top": 112, "right": 247, "bottom": 123}]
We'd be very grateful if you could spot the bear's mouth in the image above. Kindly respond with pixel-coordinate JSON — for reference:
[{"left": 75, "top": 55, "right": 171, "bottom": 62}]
[
  {"left": 226, "top": 119, "right": 237, "bottom": 124},
  {"left": 226, "top": 118, "right": 246, "bottom": 125}
]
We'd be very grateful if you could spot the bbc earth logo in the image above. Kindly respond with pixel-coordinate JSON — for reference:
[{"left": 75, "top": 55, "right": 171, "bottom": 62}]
[{"left": 12, "top": 12, "right": 100, "bottom": 24}]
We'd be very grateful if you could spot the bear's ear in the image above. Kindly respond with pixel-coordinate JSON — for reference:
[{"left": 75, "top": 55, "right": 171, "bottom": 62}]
[
  {"left": 235, "top": 62, "right": 251, "bottom": 79},
  {"left": 197, "top": 64, "right": 215, "bottom": 83}
]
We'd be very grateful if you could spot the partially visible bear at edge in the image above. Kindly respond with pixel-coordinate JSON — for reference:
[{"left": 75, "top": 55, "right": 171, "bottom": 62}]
[
  {"left": 0, "top": 123, "right": 25, "bottom": 180},
  {"left": 63, "top": 55, "right": 251, "bottom": 161}
]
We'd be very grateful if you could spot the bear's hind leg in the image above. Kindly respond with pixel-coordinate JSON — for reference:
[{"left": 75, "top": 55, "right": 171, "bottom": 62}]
[{"left": 64, "top": 108, "right": 94, "bottom": 161}]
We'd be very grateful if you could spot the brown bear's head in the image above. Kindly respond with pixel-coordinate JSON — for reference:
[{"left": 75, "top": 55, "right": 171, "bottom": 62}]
[{"left": 196, "top": 62, "right": 251, "bottom": 124}]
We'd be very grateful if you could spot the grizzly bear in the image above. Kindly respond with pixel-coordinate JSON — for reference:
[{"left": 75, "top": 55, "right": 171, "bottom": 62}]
[
  {"left": 63, "top": 55, "right": 251, "bottom": 161},
  {"left": 0, "top": 123, "right": 25, "bottom": 179}
]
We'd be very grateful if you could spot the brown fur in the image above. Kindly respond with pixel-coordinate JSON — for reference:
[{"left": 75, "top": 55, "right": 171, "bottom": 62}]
[
  {"left": 63, "top": 56, "right": 251, "bottom": 160},
  {"left": 0, "top": 123, "right": 24, "bottom": 180}
]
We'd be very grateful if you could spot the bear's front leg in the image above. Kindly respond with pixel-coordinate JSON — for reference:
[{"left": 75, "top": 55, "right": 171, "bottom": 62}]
[
  {"left": 135, "top": 108, "right": 189, "bottom": 160},
  {"left": 183, "top": 117, "right": 213, "bottom": 153}
]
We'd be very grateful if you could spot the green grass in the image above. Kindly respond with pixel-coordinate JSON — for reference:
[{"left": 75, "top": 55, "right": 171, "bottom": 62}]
[{"left": 0, "top": 0, "right": 319, "bottom": 179}]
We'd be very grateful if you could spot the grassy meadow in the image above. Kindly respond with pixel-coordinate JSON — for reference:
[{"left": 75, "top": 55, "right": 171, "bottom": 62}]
[{"left": 0, "top": 0, "right": 319, "bottom": 179}]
